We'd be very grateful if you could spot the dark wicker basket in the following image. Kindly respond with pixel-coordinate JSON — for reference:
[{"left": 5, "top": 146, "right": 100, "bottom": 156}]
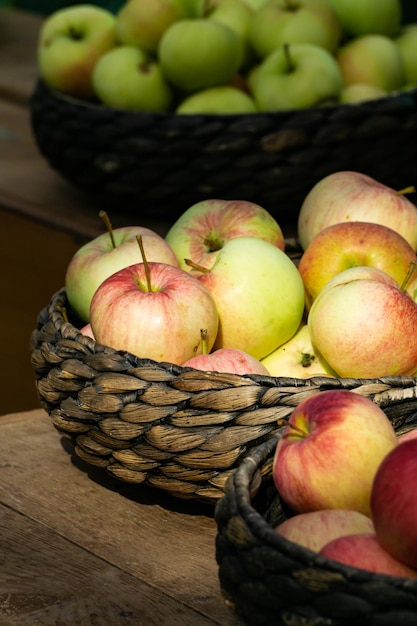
[
  {"left": 215, "top": 419, "right": 417, "bottom": 626},
  {"left": 30, "top": 78, "right": 417, "bottom": 224},
  {"left": 31, "top": 282, "right": 417, "bottom": 505}
]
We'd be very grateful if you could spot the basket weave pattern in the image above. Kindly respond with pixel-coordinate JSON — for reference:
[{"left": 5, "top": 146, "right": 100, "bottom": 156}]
[
  {"left": 30, "top": 79, "right": 417, "bottom": 221},
  {"left": 31, "top": 287, "right": 417, "bottom": 504},
  {"left": 215, "top": 428, "right": 417, "bottom": 625}
]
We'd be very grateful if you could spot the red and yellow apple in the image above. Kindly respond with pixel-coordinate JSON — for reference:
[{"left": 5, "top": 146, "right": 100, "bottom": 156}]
[{"left": 183, "top": 347, "right": 270, "bottom": 375}]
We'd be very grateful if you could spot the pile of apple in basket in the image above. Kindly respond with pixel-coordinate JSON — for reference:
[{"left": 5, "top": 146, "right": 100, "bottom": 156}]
[
  {"left": 38, "top": 0, "right": 414, "bottom": 113},
  {"left": 65, "top": 169, "right": 417, "bottom": 579}
]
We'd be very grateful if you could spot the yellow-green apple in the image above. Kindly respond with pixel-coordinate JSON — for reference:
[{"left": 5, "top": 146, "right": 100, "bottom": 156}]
[
  {"left": 187, "top": 237, "right": 305, "bottom": 359},
  {"left": 326, "top": 0, "right": 402, "bottom": 38},
  {"left": 371, "top": 439, "right": 417, "bottom": 570},
  {"left": 206, "top": 0, "right": 255, "bottom": 70},
  {"left": 297, "top": 171, "right": 417, "bottom": 251},
  {"left": 89, "top": 262, "right": 219, "bottom": 365},
  {"left": 165, "top": 199, "right": 284, "bottom": 272},
  {"left": 65, "top": 225, "right": 179, "bottom": 323},
  {"left": 183, "top": 347, "right": 270, "bottom": 375},
  {"left": 115, "top": 0, "right": 201, "bottom": 54},
  {"left": 158, "top": 19, "right": 242, "bottom": 91},
  {"left": 297, "top": 221, "right": 417, "bottom": 307},
  {"left": 307, "top": 270, "right": 417, "bottom": 377},
  {"left": 37, "top": 5, "right": 117, "bottom": 99},
  {"left": 260, "top": 323, "right": 336, "bottom": 378},
  {"left": 336, "top": 34, "right": 405, "bottom": 92},
  {"left": 395, "top": 23, "right": 417, "bottom": 87},
  {"left": 176, "top": 85, "right": 257, "bottom": 114},
  {"left": 319, "top": 533, "right": 417, "bottom": 578},
  {"left": 275, "top": 508, "right": 374, "bottom": 553},
  {"left": 92, "top": 46, "right": 173, "bottom": 112},
  {"left": 248, "top": 0, "right": 342, "bottom": 59},
  {"left": 273, "top": 390, "right": 398, "bottom": 516},
  {"left": 247, "top": 43, "right": 343, "bottom": 111},
  {"left": 339, "top": 83, "right": 388, "bottom": 104}
]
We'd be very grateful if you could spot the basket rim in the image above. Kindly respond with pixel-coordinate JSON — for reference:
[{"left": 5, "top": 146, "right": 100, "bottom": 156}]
[{"left": 221, "top": 436, "right": 417, "bottom": 588}]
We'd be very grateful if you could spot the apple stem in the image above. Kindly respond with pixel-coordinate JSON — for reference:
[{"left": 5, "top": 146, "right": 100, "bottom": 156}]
[
  {"left": 300, "top": 352, "right": 315, "bottom": 368},
  {"left": 99, "top": 210, "right": 116, "bottom": 249},
  {"left": 200, "top": 328, "right": 208, "bottom": 354},
  {"left": 397, "top": 186, "right": 416, "bottom": 196},
  {"left": 400, "top": 261, "right": 417, "bottom": 291},
  {"left": 184, "top": 258, "right": 210, "bottom": 273},
  {"left": 136, "top": 235, "right": 153, "bottom": 292},
  {"left": 282, "top": 43, "right": 295, "bottom": 73}
]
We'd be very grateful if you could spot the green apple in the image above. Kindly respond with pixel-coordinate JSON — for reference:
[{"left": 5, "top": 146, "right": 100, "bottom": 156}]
[
  {"left": 176, "top": 85, "right": 257, "bottom": 113},
  {"left": 206, "top": 0, "right": 255, "bottom": 69},
  {"left": 92, "top": 46, "right": 173, "bottom": 112},
  {"left": 248, "top": 43, "right": 343, "bottom": 111},
  {"left": 260, "top": 323, "right": 336, "bottom": 378},
  {"left": 339, "top": 83, "right": 388, "bottom": 104},
  {"left": 249, "top": 0, "right": 342, "bottom": 60},
  {"left": 337, "top": 34, "right": 405, "bottom": 92},
  {"left": 326, "top": 0, "right": 402, "bottom": 37},
  {"left": 395, "top": 24, "right": 417, "bottom": 87},
  {"left": 115, "top": 0, "right": 201, "bottom": 54},
  {"left": 189, "top": 237, "right": 305, "bottom": 360},
  {"left": 158, "top": 18, "right": 242, "bottom": 91},
  {"left": 38, "top": 5, "right": 117, "bottom": 99}
]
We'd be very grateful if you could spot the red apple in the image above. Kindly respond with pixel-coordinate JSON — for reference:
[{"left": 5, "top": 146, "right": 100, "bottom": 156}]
[
  {"left": 297, "top": 171, "right": 417, "bottom": 251},
  {"left": 79, "top": 323, "right": 95, "bottom": 339},
  {"left": 89, "top": 261, "right": 219, "bottom": 365},
  {"left": 371, "top": 439, "right": 417, "bottom": 570},
  {"left": 307, "top": 270, "right": 417, "bottom": 378},
  {"left": 66, "top": 223, "right": 179, "bottom": 322},
  {"left": 298, "top": 221, "right": 417, "bottom": 308},
  {"left": 183, "top": 347, "right": 270, "bottom": 375},
  {"left": 397, "top": 429, "right": 417, "bottom": 444},
  {"left": 320, "top": 533, "right": 417, "bottom": 579},
  {"left": 275, "top": 508, "right": 374, "bottom": 553},
  {"left": 165, "top": 198, "right": 285, "bottom": 272},
  {"left": 273, "top": 390, "right": 398, "bottom": 516}
]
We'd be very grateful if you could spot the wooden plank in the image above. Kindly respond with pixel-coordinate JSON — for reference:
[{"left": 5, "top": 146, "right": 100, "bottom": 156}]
[
  {"left": 0, "top": 504, "right": 221, "bottom": 626},
  {"left": 0, "top": 409, "right": 243, "bottom": 626}
]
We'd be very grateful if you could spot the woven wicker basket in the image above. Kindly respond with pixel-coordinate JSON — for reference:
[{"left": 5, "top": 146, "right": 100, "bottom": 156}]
[
  {"left": 215, "top": 418, "right": 417, "bottom": 626},
  {"left": 30, "top": 78, "right": 417, "bottom": 224},
  {"left": 31, "top": 275, "right": 417, "bottom": 505}
]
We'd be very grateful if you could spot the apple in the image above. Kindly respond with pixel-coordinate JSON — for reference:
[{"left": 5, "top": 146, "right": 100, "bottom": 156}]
[
  {"left": 115, "top": 0, "right": 201, "bottom": 54},
  {"left": 176, "top": 85, "right": 257, "bottom": 114},
  {"left": 188, "top": 237, "right": 305, "bottom": 360},
  {"left": 297, "top": 221, "right": 417, "bottom": 307},
  {"left": 165, "top": 198, "right": 285, "bottom": 272},
  {"left": 37, "top": 5, "right": 117, "bottom": 99},
  {"left": 158, "top": 19, "right": 242, "bottom": 92},
  {"left": 397, "top": 429, "right": 417, "bottom": 443},
  {"left": 395, "top": 23, "right": 417, "bottom": 87},
  {"left": 371, "top": 439, "right": 417, "bottom": 570},
  {"left": 307, "top": 270, "right": 417, "bottom": 377},
  {"left": 89, "top": 260, "right": 219, "bottom": 365},
  {"left": 273, "top": 389, "right": 398, "bottom": 516},
  {"left": 92, "top": 45, "right": 173, "bottom": 112},
  {"left": 183, "top": 347, "right": 270, "bottom": 375},
  {"left": 260, "top": 323, "right": 336, "bottom": 378},
  {"left": 319, "top": 533, "right": 417, "bottom": 579},
  {"left": 326, "top": 0, "right": 402, "bottom": 38},
  {"left": 247, "top": 43, "right": 343, "bottom": 111},
  {"left": 206, "top": 0, "right": 255, "bottom": 70},
  {"left": 65, "top": 222, "right": 179, "bottom": 323},
  {"left": 275, "top": 508, "right": 374, "bottom": 553},
  {"left": 297, "top": 171, "right": 417, "bottom": 251},
  {"left": 336, "top": 34, "right": 405, "bottom": 92},
  {"left": 249, "top": 0, "right": 342, "bottom": 59},
  {"left": 79, "top": 323, "right": 95, "bottom": 340},
  {"left": 339, "top": 83, "right": 388, "bottom": 104}
]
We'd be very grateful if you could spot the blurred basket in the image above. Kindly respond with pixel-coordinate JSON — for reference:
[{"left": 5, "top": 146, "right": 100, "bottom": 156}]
[
  {"left": 31, "top": 278, "right": 417, "bottom": 504},
  {"left": 30, "top": 78, "right": 417, "bottom": 224},
  {"left": 215, "top": 419, "right": 417, "bottom": 626}
]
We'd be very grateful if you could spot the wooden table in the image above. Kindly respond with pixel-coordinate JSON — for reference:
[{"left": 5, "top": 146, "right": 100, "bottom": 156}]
[{"left": 0, "top": 407, "right": 243, "bottom": 625}]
